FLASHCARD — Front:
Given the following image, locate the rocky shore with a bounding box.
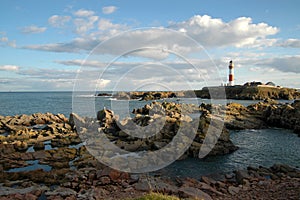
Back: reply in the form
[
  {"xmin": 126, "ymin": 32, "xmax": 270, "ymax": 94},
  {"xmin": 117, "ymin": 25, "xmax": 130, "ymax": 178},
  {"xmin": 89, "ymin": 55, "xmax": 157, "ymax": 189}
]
[
  {"xmin": 220, "ymin": 99, "xmax": 300, "ymax": 135},
  {"xmin": 111, "ymin": 91, "xmax": 181, "ymax": 101},
  {"xmin": 101, "ymin": 85, "xmax": 300, "ymax": 101},
  {"xmin": 196, "ymin": 85, "xmax": 300, "ymax": 100},
  {"xmin": 0, "ymin": 100, "xmax": 299, "ymax": 199}
]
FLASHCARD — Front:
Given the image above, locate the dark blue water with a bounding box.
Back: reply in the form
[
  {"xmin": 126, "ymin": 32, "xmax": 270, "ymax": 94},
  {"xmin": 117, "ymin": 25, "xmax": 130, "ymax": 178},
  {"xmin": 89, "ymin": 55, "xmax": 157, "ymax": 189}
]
[
  {"xmin": 0, "ymin": 92, "xmax": 299, "ymax": 176},
  {"xmin": 0, "ymin": 92, "xmax": 293, "ymax": 117},
  {"xmin": 158, "ymin": 128, "xmax": 300, "ymax": 179},
  {"xmin": 0, "ymin": 92, "xmax": 73, "ymax": 117}
]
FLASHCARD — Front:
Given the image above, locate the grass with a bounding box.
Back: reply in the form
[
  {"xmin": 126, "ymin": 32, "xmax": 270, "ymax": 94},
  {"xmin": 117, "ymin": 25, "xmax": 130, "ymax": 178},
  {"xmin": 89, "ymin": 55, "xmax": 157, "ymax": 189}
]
[{"xmin": 131, "ymin": 192, "xmax": 180, "ymax": 200}]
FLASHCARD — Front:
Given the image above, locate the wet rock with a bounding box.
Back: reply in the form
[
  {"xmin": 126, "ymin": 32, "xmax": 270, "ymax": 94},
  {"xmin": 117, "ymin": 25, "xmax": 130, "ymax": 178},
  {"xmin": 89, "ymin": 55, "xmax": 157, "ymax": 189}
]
[
  {"xmin": 271, "ymin": 164, "xmax": 297, "ymax": 173},
  {"xmin": 51, "ymin": 138, "xmax": 71, "ymax": 147},
  {"xmin": 32, "ymin": 150, "xmax": 51, "ymax": 160},
  {"xmin": 201, "ymin": 176, "xmax": 216, "ymax": 186},
  {"xmin": 33, "ymin": 141, "xmax": 45, "ymax": 151},
  {"xmin": 235, "ymin": 170, "xmax": 250, "ymax": 184}
]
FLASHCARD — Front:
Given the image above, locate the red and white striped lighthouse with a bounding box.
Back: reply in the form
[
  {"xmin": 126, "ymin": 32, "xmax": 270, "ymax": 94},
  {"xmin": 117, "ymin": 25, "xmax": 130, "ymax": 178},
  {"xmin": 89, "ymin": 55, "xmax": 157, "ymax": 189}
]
[{"xmin": 228, "ymin": 60, "xmax": 234, "ymax": 86}]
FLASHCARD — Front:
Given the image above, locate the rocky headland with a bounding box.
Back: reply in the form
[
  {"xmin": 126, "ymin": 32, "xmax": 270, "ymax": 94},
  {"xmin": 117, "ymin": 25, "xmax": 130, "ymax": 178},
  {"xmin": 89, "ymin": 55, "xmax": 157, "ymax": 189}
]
[
  {"xmin": 0, "ymin": 100, "xmax": 299, "ymax": 199},
  {"xmin": 196, "ymin": 85, "xmax": 300, "ymax": 100},
  {"xmin": 103, "ymin": 85, "xmax": 300, "ymax": 101}
]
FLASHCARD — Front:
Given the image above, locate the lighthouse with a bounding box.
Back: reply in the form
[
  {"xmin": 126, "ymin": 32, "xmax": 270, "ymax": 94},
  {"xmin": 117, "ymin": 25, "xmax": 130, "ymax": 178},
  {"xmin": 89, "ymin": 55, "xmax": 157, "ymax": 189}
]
[{"xmin": 228, "ymin": 60, "xmax": 234, "ymax": 86}]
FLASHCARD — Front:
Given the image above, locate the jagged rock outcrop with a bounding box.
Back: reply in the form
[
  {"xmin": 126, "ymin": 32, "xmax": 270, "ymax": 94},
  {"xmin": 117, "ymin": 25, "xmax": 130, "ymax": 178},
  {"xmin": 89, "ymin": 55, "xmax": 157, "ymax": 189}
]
[
  {"xmin": 205, "ymin": 99, "xmax": 300, "ymax": 136},
  {"xmin": 77, "ymin": 102, "xmax": 238, "ymax": 158}
]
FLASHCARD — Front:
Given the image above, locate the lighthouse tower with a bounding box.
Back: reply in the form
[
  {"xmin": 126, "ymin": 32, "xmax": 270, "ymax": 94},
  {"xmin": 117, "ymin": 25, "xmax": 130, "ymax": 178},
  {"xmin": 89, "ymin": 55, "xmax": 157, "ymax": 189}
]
[{"xmin": 228, "ymin": 60, "xmax": 234, "ymax": 86}]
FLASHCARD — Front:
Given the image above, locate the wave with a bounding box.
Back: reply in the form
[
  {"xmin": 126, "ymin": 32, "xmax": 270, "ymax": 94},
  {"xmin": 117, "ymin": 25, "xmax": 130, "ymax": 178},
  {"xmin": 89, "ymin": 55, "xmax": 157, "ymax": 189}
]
[
  {"xmin": 106, "ymin": 97, "xmax": 143, "ymax": 101},
  {"xmin": 75, "ymin": 94, "xmax": 95, "ymax": 98}
]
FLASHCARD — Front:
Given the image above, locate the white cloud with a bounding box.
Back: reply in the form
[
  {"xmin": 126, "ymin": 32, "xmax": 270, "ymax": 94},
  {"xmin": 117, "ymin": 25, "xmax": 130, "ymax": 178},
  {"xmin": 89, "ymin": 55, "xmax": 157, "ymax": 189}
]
[
  {"xmin": 74, "ymin": 9, "xmax": 95, "ymax": 17},
  {"xmin": 22, "ymin": 15, "xmax": 280, "ymax": 60},
  {"xmin": 21, "ymin": 25, "xmax": 47, "ymax": 34},
  {"xmin": 102, "ymin": 6, "xmax": 118, "ymax": 14},
  {"xmin": 48, "ymin": 15, "xmax": 71, "ymax": 28},
  {"xmin": 0, "ymin": 32, "xmax": 16, "ymax": 47},
  {"xmin": 56, "ymin": 59, "xmax": 106, "ymax": 68},
  {"xmin": 95, "ymin": 79, "xmax": 111, "ymax": 89},
  {"xmin": 254, "ymin": 56, "xmax": 300, "ymax": 73},
  {"xmin": 23, "ymin": 37, "xmax": 98, "ymax": 53},
  {"xmin": 18, "ymin": 68, "xmax": 77, "ymax": 79},
  {"xmin": 98, "ymin": 18, "xmax": 121, "ymax": 30},
  {"xmin": 169, "ymin": 15, "xmax": 279, "ymax": 48},
  {"xmin": 74, "ymin": 16, "xmax": 99, "ymax": 35},
  {"xmin": 0, "ymin": 65, "xmax": 20, "ymax": 71},
  {"xmin": 278, "ymin": 39, "xmax": 300, "ymax": 48}
]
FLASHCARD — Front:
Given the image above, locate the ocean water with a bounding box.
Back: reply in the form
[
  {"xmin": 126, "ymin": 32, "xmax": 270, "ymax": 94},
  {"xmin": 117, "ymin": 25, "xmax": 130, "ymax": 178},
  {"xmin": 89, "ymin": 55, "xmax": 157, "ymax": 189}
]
[
  {"xmin": 157, "ymin": 128, "xmax": 300, "ymax": 179},
  {"xmin": 0, "ymin": 92, "xmax": 73, "ymax": 117},
  {"xmin": 0, "ymin": 92, "xmax": 299, "ymax": 177}
]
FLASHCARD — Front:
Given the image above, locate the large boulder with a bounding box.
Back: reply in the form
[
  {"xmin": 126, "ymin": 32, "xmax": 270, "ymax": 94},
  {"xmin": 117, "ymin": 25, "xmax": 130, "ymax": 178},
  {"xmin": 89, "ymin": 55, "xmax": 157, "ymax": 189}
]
[{"xmin": 69, "ymin": 113, "xmax": 86, "ymax": 129}]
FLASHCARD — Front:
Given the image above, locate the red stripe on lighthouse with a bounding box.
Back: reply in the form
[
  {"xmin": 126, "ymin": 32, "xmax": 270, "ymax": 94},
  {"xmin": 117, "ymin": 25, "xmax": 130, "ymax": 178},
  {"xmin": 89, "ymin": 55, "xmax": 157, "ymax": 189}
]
[{"xmin": 229, "ymin": 74, "xmax": 233, "ymax": 81}]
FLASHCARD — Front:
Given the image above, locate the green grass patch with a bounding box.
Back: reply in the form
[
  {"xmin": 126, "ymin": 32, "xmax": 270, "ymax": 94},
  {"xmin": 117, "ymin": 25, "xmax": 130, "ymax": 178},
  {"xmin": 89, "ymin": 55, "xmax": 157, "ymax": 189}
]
[{"xmin": 132, "ymin": 192, "xmax": 180, "ymax": 200}]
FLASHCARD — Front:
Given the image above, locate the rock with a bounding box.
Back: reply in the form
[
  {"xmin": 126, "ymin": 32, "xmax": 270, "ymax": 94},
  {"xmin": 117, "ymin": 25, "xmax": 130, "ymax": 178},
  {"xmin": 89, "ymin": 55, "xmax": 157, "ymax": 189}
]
[
  {"xmin": 99, "ymin": 176, "xmax": 111, "ymax": 185},
  {"xmin": 235, "ymin": 170, "xmax": 250, "ymax": 184},
  {"xmin": 13, "ymin": 141, "xmax": 28, "ymax": 151},
  {"xmin": 201, "ymin": 176, "xmax": 216, "ymax": 186},
  {"xmin": 0, "ymin": 185, "xmax": 49, "ymax": 196},
  {"xmin": 228, "ymin": 185, "xmax": 241, "ymax": 195},
  {"xmin": 271, "ymin": 164, "xmax": 296, "ymax": 173},
  {"xmin": 97, "ymin": 109, "xmax": 115, "ymax": 126},
  {"xmin": 225, "ymin": 173, "xmax": 234, "ymax": 179},
  {"xmin": 69, "ymin": 113, "xmax": 85, "ymax": 129},
  {"xmin": 179, "ymin": 186, "xmax": 213, "ymax": 200},
  {"xmin": 263, "ymin": 98, "xmax": 278, "ymax": 104},
  {"xmin": 134, "ymin": 179, "xmax": 151, "ymax": 192},
  {"xmin": 24, "ymin": 193, "xmax": 38, "ymax": 200},
  {"xmin": 153, "ymin": 141, "xmax": 167, "ymax": 149},
  {"xmin": 56, "ymin": 113, "xmax": 68, "ymax": 123},
  {"xmin": 51, "ymin": 138, "xmax": 71, "ymax": 147},
  {"xmin": 98, "ymin": 167, "xmax": 129, "ymax": 182},
  {"xmin": 32, "ymin": 150, "xmax": 50, "ymax": 160},
  {"xmin": 48, "ymin": 148, "xmax": 77, "ymax": 162},
  {"xmin": 33, "ymin": 141, "xmax": 45, "ymax": 150},
  {"xmin": 0, "ymin": 143, "xmax": 16, "ymax": 154},
  {"xmin": 113, "ymin": 91, "xmax": 131, "ymax": 100},
  {"xmin": 45, "ymin": 187, "xmax": 77, "ymax": 197}
]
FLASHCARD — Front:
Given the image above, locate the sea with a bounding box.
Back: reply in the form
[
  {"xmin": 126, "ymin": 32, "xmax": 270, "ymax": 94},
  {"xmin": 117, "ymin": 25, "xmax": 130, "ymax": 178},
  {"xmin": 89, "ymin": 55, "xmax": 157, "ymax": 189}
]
[{"xmin": 0, "ymin": 91, "xmax": 299, "ymax": 178}]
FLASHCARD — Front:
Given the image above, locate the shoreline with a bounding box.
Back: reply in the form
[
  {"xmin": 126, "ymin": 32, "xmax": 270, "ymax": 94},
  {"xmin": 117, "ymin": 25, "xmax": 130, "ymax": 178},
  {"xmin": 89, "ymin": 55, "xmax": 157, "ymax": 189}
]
[
  {"xmin": 97, "ymin": 85, "xmax": 300, "ymax": 101},
  {"xmin": 0, "ymin": 100, "xmax": 299, "ymax": 199}
]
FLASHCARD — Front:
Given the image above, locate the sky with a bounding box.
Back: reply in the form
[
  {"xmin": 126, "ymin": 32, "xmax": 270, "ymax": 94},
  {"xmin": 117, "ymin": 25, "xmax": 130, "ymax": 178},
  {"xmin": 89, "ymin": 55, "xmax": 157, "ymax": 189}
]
[{"xmin": 0, "ymin": 0, "xmax": 300, "ymax": 91}]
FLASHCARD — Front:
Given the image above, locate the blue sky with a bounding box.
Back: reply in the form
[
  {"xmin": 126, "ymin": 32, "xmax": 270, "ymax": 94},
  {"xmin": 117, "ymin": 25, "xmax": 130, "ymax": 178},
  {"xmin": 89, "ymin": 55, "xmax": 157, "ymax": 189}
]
[{"xmin": 0, "ymin": 0, "xmax": 300, "ymax": 91}]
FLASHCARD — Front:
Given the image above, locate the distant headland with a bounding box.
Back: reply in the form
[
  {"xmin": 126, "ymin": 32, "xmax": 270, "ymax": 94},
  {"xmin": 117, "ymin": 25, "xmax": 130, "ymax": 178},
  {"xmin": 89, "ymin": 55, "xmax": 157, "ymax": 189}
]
[{"xmin": 98, "ymin": 82, "xmax": 300, "ymax": 101}]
